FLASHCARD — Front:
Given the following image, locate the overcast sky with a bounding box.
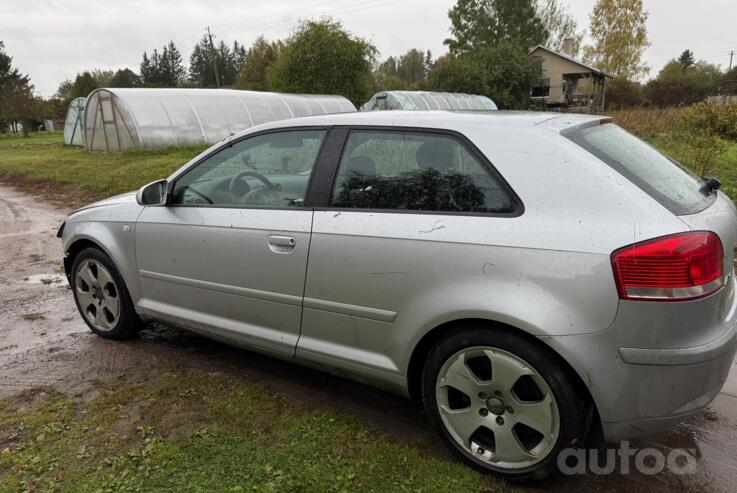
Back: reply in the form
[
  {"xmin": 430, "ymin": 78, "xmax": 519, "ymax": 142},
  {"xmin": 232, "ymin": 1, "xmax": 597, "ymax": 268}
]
[{"xmin": 2, "ymin": 0, "xmax": 735, "ymax": 97}]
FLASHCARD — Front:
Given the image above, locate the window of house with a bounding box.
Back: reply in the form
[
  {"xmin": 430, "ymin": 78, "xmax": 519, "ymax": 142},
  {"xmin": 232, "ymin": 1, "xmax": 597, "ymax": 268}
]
[{"xmin": 531, "ymin": 78, "xmax": 551, "ymax": 98}]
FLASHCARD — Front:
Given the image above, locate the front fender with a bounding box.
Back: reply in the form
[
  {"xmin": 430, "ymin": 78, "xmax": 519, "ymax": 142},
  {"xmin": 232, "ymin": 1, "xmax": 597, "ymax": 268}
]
[
  {"xmin": 63, "ymin": 221, "xmax": 141, "ymax": 303},
  {"xmin": 62, "ymin": 199, "xmax": 144, "ymax": 304}
]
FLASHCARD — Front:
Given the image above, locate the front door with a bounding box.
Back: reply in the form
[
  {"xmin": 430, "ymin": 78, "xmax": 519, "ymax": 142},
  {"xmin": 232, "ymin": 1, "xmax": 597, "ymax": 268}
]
[{"xmin": 135, "ymin": 128, "xmax": 327, "ymax": 356}]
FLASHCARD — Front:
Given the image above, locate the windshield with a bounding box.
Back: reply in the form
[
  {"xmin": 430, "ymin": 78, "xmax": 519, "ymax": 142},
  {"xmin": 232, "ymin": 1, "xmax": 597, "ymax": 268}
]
[{"xmin": 567, "ymin": 124, "xmax": 715, "ymax": 215}]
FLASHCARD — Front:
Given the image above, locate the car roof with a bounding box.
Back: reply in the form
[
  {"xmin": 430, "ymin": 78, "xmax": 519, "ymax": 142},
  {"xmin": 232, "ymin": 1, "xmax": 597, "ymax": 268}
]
[{"xmin": 246, "ymin": 110, "xmax": 605, "ymax": 136}]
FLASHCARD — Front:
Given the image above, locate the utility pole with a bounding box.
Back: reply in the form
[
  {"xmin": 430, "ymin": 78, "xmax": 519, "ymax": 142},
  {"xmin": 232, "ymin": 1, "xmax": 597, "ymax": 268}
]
[
  {"xmin": 206, "ymin": 27, "xmax": 221, "ymax": 88},
  {"xmin": 729, "ymin": 50, "xmax": 734, "ymax": 71}
]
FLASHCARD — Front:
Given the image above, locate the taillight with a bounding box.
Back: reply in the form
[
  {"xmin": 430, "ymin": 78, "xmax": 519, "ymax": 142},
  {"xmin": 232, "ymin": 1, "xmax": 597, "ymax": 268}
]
[{"xmin": 612, "ymin": 231, "xmax": 724, "ymax": 301}]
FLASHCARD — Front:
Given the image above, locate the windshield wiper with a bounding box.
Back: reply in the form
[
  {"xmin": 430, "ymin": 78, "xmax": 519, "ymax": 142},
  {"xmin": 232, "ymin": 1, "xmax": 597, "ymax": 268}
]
[{"xmin": 700, "ymin": 176, "xmax": 721, "ymax": 195}]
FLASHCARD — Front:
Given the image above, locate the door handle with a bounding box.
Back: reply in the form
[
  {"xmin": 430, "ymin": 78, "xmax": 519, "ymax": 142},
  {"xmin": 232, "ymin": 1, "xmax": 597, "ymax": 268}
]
[{"xmin": 267, "ymin": 235, "xmax": 296, "ymax": 253}]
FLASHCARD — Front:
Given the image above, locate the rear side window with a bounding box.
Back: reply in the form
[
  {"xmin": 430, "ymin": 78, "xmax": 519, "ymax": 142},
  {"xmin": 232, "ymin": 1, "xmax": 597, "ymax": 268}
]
[
  {"xmin": 567, "ymin": 124, "xmax": 714, "ymax": 215},
  {"xmin": 330, "ymin": 130, "xmax": 517, "ymax": 214}
]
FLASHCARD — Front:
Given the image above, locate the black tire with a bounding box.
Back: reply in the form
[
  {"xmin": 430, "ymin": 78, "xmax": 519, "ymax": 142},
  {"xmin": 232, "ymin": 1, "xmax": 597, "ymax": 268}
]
[
  {"xmin": 70, "ymin": 247, "xmax": 143, "ymax": 340},
  {"xmin": 421, "ymin": 326, "xmax": 589, "ymax": 482}
]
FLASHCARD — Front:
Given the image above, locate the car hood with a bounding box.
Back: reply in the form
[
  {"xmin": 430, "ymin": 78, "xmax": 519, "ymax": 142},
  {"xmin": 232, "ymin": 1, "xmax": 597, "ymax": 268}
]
[{"xmin": 72, "ymin": 191, "xmax": 137, "ymax": 213}]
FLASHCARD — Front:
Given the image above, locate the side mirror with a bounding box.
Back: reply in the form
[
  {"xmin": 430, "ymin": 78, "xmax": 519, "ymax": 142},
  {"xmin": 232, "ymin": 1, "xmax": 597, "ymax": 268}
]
[{"xmin": 136, "ymin": 179, "xmax": 169, "ymax": 206}]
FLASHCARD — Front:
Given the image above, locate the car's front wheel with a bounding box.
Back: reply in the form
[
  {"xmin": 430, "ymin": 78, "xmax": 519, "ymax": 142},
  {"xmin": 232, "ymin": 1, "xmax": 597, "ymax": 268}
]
[
  {"xmin": 421, "ymin": 326, "xmax": 589, "ymax": 481},
  {"xmin": 71, "ymin": 247, "xmax": 142, "ymax": 339}
]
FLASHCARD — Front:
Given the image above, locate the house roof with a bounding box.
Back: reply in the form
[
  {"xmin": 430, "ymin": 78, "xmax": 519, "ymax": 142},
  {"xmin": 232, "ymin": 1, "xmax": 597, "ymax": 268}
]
[{"xmin": 529, "ymin": 45, "xmax": 613, "ymax": 78}]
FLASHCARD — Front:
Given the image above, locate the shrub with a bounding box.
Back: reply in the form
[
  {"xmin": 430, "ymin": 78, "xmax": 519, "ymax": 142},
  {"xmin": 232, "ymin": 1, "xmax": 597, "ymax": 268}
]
[
  {"xmin": 680, "ymin": 102, "xmax": 737, "ymax": 141},
  {"xmin": 605, "ymin": 77, "xmax": 644, "ymax": 109}
]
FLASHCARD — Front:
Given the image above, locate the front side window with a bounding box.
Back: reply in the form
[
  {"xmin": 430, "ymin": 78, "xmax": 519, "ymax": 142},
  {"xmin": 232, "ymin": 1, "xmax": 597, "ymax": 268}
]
[
  {"xmin": 172, "ymin": 129, "xmax": 325, "ymax": 207},
  {"xmin": 330, "ymin": 130, "xmax": 517, "ymax": 213}
]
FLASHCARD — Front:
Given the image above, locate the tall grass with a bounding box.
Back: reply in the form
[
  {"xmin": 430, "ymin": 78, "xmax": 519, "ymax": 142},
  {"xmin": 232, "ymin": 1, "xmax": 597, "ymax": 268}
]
[
  {"xmin": 608, "ymin": 106, "xmax": 684, "ymax": 137},
  {"xmin": 609, "ymin": 104, "xmax": 736, "ymax": 179}
]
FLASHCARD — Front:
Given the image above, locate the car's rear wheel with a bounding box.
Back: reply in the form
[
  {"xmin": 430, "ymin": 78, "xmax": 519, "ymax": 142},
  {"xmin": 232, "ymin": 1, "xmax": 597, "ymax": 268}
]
[
  {"xmin": 71, "ymin": 247, "xmax": 142, "ymax": 339},
  {"xmin": 421, "ymin": 327, "xmax": 589, "ymax": 482}
]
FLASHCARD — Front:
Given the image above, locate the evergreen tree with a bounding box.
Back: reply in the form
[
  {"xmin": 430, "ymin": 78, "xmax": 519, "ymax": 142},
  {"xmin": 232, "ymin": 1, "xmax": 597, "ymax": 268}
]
[{"xmin": 678, "ymin": 50, "xmax": 696, "ymax": 70}]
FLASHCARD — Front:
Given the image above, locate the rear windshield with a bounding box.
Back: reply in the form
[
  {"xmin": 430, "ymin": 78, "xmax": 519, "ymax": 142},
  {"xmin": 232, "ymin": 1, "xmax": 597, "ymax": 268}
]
[{"xmin": 567, "ymin": 124, "xmax": 715, "ymax": 215}]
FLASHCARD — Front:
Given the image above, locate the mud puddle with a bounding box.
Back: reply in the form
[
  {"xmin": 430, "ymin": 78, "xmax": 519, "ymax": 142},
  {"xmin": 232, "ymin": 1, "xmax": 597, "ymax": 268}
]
[{"xmin": 23, "ymin": 273, "xmax": 67, "ymax": 285}]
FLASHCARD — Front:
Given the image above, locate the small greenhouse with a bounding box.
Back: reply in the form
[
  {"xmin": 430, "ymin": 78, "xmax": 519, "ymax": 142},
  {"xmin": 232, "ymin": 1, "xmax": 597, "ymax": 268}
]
[
  {"xmin": 84, "ymin": 88, "xmax": 356, "ymax": 152},
  {"xmin": 361, "ymin": 91, "xmax": 497, "ymax": 112},
  {"xmin": 63, "ymin": 97, "xmax": 86, "ymax": 147}
]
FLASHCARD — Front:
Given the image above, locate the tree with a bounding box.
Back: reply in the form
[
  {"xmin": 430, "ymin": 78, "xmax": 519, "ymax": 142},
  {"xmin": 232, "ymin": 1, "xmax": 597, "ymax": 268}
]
[
  {"xmin": 188, "ymin": 37, "xmax": 213, "ymax": 87},
  {"xmin": 190, "ymin": 36, "xmax": 247, "ymax": 87},
  {"xmin": 722, "ymin": 66, "xmax": 737, "ymax": 95},
  {"xmin": 445, "ymin": 0, "xmax": 548, "ymax": 53},
  {"xmin": 267, "ymin": 19, "xmax": 376, "ymax": 106},
  {"xmin": 534, "ymin": 0, "xmax": 582, "ymax": 56},
  {"xmin": 583, "ymin": 0, "xmax": 649, "ymax": 80},
  {"xmin": 678, "ymin": 50, "xmax": 695, "ymax": 70},
  {"xmin": 140, "ymin": 50, "xmax": 160, "ymax": 86},
  {"xmin": 55, "ymin": 79, "xmax": 74, "ymax": 101},
  {"xmin": 55, "ymin": 69, "xmax": 129, "ymax": 106},
  {"xmin": 397, "ymin": 49, "xmax": 427, "ymax": 87},
  {"xmin": 0, "ymin": 41, "xmax": 35, "ymax": 133},
  {"xmin": 0, "ymin": 41, "xmax": 35, "ymax": 135},
  {"xmin": 604, "ymin": 77, "xmax": 644, "ymax": 108},
  {"xmin": 428, "ymin": 43, "xmax": 541, "ymax": 109},
  {"xmin": 235, "ymin": 36, "xmax": 281, "ymax": 91},
  {"xmin": 161, "ymin": 41, "xmax": 186, "ymax": 86},
  {"xmin": 70, "ymin": 72, "xmax": 98, "ymax": 99},
  {"xmin": 90, "ymin": 69, "xmax": 115, "ymax": 87},
  {"xmin": 1, "ymin": 83, "xmax": 36, "ymax": 135},
  {"xmin": 644, "ymin": 59, "xmax": 723, "ymax": 106},
  {"xmin": 110, "ymin": 68, "xmax": 141, "ymax": 87},
  {"xmin": 374, "ymin": 49, "xmax": 431, "ymax": 90},
  {"xmin": 374, "ymin": 56, "xmax": 404, "ymax": 90},
  {"xmin": 424, "ymin": 50, "xmax": 433, "ymax": 75},
  {"xmin": 0, "ymin": 41, "xmax": 30, "ymax": 91},
  {"xmin": 140, "ymin": 41, "xmax": 185, "ymax": 87}
]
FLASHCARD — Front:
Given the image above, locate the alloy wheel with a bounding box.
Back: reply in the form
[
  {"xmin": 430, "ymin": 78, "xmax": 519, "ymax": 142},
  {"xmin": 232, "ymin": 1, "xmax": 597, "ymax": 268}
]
[
  {"xmin": 75, "ymin": 259, "xmax": 121, "ymax": 332},
  {"xmin": 435, "ymin": 346, "xmax": 560, "ymax": 470}
]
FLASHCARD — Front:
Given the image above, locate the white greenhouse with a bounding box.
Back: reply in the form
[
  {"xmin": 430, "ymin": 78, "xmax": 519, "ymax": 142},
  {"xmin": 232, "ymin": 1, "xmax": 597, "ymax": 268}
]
[
  {"xmin": 361, "ymin": 91, "xmax": 497, "ymax": 112},
  {"xmin": 84, "ymin": 88, "xmax": 356, "ymax": 152},
  {"xmin": 63, "ymin": 97, "xmax": 87, "ymax": 147}
]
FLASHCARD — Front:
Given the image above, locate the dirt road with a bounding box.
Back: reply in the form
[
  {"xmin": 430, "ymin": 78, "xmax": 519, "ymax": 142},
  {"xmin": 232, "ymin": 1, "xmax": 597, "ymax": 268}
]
[{"xmin": 1, "ymin": 182, "xmax": 736, "ymax": 491}]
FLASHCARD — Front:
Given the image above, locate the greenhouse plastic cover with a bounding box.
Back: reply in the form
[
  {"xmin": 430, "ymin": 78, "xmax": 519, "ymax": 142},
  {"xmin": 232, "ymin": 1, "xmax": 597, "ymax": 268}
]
[
  {"xmin": 84, "ymin": 88, "xmax": 356, "ymax": 152},
  {"xmin": 63, "ymin": 97, "xmax": 86, "ymax": 147},
  {"xmin": 360, "ymin": 91, "xmax": 497, "ymax": 112}
]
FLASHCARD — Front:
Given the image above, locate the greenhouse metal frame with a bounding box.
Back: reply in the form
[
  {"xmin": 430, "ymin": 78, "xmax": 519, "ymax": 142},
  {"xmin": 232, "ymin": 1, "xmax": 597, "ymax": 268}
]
[
  {"xmin": 84, "ymin": 88, "xmax": 356, "ymax": 152},
  {"xmin": 360, "ymin": 91, "xmax": 497, "ymax": 112},
  {"xmin": 63, "ymin": 97, "xmax": 86, "ymax": 147}
]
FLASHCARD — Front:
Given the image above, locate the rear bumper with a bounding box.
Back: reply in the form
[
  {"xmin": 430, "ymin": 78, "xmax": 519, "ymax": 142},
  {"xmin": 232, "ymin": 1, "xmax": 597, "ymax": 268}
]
[
  {"xmin": 602, "ymin": 340, "xmax": 735, "ymax": 442},
  {"xmin": 618, "ymin": 314, "xmax": 737, "ymax": 366},
  {"xmin": 541, "ymin": 288, "xmax": 737, "ymax": 443}
]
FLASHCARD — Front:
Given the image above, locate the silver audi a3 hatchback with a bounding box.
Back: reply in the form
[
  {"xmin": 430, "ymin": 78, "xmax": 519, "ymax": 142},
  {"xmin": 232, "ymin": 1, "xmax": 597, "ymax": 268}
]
[{"xmin": 59, "ymin": 111, "xmax": 737, "ymax": 480}]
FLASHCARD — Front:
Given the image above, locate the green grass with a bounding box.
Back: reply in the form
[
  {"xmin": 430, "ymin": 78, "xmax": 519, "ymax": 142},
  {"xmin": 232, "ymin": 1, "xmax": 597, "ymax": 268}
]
[
  {"xmin": 0, "ymin": 371, "xmax": 509, "ymax": 493},
  {"xmin": 0, "ymin": 132, "xmax": 206, "ymax": 200},
  {"xmin": 644, "ymin": 134, "xmax": 737, "ymax": 200}
]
